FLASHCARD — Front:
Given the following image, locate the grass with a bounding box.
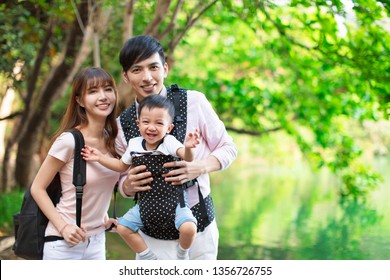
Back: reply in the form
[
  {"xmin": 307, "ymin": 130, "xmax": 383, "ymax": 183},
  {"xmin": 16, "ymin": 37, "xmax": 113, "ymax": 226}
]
[{"xmin": 0, "ymin": 190, "xmax": 24, "ymax": 236}]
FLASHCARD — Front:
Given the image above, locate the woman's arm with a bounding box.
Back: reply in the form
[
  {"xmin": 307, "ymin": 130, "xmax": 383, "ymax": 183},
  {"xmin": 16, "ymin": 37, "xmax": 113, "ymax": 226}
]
[
  {"xmin": 30, "ymin": 155, "xmax": 86, "ymax": 244},
  {"xmin": 30, "ymin": 155, "xmax": 67, "ymax": 232}
]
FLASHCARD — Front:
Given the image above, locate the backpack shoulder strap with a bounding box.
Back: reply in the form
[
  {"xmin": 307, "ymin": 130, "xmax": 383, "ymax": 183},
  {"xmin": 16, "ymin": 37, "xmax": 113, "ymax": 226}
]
[
  {"xmin": 69, "ymin": 128, "xmax": 86, "ymax": 227},
  {"xmin": 119, "ymin": 86, "xmax": 188, "ymax": 144},
  {"xmin": 166, "ymin": 84, "xmax": 187, "ymax": 143}
]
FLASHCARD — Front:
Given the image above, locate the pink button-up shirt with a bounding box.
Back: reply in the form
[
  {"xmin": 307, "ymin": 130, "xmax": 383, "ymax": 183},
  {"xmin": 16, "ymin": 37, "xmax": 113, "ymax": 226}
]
[{"xmin": 46, "ymin": 132, "xmax": 120, "ymax": 237}]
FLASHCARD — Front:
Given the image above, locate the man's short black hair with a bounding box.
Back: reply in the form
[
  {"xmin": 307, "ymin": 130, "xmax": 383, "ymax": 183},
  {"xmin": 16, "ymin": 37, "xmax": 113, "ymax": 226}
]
[{"xmin": 119, "ymin": 35, "xmax": 166, "ymax": 72}]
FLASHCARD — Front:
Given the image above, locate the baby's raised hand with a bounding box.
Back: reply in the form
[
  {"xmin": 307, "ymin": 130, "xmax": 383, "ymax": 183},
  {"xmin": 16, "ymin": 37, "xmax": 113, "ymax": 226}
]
[
  {"xmin": 81, "ymin": 145, "xmax": 101, "ymax": 161},
  {"xmin": 185, "ymin": 129, "xmax": 200, "ymax": 148}
]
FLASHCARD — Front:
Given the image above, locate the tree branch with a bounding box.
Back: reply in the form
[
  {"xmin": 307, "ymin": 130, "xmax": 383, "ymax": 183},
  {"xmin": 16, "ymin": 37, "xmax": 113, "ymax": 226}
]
[
  {"xmin": 0, "ymin": 111, "xmax": 23, "ymax": 121},
  {"xmin": 159, "ymin": 0, "xmax": 184, "ymax": 40},
  {"xmin": 165, "ymin": 0, "xmax": 218, "ymax": 62},
  {"xmin": 226, "ymin": 126, "xmax": 282, "ymax": 136},
  {"xmin": 145, "ymin": 0, "xmax": 172, "ymax": 37},
  {"xmin": 122, "ymin": 0, "xmax": 136, "ymax": 42}
]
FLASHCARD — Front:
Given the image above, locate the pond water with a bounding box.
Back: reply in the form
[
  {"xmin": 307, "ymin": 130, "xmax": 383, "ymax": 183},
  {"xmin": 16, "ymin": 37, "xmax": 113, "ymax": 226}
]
[{"xmin": 106, "ymin": 153, "xmax": 390, "ymax": 260}]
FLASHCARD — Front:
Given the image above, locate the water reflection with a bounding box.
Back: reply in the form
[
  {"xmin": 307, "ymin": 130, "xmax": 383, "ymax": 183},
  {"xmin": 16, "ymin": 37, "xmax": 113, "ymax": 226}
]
[
  {"xmin": 293, "ymin": 199, "xmax": 382, "ymax": 260},
  {"xmin": 106, "ymin": 158, "xmax": 390, "ymax": 260},
  {"xmin": 214, "ymin": 163, "xmax": 389, "ymax": 260}
]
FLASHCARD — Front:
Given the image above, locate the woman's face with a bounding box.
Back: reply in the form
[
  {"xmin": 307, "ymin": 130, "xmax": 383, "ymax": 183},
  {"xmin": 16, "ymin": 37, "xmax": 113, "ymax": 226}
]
[{"xmin": 79, "ymin": 83, "xmax": 117, "ymax": 121}]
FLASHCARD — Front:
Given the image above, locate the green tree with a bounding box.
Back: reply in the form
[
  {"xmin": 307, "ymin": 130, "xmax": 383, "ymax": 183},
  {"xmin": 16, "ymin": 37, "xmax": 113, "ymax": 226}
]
[
  {"xmin": 1, "ymin": 0, "xmax": 104, "ymax": 190},
  {"xmin": 0, "ymin": 0, "xmax": 217, "ymax": 190},
  {"xmin": 0, "ymin": 0, "xmax": 389, "ymax": 198},
  {"xmin": 170, "ymin": 0, "xmax": 389, "ymax": 197}
]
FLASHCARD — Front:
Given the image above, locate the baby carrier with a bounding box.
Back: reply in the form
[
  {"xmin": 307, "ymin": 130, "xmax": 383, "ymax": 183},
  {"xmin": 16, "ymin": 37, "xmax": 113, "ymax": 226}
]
[{"xmin": 119, "ymin": 85, "xmax": 215, "ymax": 240}]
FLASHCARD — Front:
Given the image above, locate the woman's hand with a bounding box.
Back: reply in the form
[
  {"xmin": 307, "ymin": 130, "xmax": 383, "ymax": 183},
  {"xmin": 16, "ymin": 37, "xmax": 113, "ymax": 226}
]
[
  {"xmin": 105, "ymin": 217, "xmax": 118, "ymax": 232},
  {"xmin": 61, "ymin": 224, "xmax": 87, "ymax": 245}
]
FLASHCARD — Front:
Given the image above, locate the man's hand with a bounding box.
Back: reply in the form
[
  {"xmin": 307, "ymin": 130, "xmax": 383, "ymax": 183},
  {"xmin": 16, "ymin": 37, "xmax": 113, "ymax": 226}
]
[
  {"xmin": 162, "ymin": 160, "xmax": 203, "ymax": 186},
  {"xmin": 122, "ymin": 165, "xmax": 153, "ymax": 197},
  {"xmin": 162, "ymin": 156, "xmax": 222, "ymax": 186}
]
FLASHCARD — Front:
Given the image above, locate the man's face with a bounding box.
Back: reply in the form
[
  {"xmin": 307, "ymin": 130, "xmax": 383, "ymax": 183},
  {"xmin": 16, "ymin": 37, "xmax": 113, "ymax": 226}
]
[{"xmin": 122, "ymin": 52, "xmax": 168, "ymax": 102}]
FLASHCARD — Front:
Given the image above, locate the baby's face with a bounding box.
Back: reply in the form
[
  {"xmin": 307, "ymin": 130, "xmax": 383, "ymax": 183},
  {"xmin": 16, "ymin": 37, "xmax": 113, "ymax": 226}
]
[{"xmin": 137, "ymin": 107, "xmax": 174, "ymax": 149}]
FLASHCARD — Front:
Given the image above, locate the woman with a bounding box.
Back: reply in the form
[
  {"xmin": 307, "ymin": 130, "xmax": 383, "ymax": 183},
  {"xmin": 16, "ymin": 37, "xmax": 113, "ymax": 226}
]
[{"xmin": 30, "ymin": 67, "xmax": 120, "ymax": 260}]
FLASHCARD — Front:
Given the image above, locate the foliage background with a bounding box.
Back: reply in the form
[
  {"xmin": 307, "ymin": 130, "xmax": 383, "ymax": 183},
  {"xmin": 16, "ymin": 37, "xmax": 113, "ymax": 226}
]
[
  {"xmin": 1, "ymin": 0, "xmax": 390, "ymax": 261},
  {"xmin": 0, "ymin": 0, "xmax": 389, "ymax": 199}
]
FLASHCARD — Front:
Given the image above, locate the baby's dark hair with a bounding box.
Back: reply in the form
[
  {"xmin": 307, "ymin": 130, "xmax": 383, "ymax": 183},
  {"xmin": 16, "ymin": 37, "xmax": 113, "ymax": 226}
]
[{"xmin": 138, "ymin": 95, "xmax": 175, "ymax": 122}]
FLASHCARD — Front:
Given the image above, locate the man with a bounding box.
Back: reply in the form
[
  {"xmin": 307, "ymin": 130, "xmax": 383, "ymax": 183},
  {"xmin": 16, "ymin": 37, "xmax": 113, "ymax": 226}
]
[{"xmin": 115, "ymin": 35, "xmax": 237, "ymax": 260}]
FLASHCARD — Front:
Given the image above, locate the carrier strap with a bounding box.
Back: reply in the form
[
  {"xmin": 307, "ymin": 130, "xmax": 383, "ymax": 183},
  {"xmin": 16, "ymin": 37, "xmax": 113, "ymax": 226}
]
[
  {"xmin": 119, "ymin": 84, "xmax": 188, "ymax": 143},
  {"xmin": 119, "ymin": 85, "xmax": 214, "ymax": 240}
]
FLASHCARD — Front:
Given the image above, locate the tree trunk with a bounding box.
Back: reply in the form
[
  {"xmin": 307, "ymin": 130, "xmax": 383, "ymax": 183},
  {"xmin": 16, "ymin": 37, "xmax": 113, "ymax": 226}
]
[
  {"xmin": 13, "ymin": 1, "xmax": 91, "ymax": 188},
  {"xmin": 1, "ymin": 16, "xmax": 56, "ymax": 192},
  {"xmin": 12, "ymin": 0, "xmax": 114, "ymax": 189},
  {"xmin": 122, "ymin": 0, "xmax": 135, "ymax": 42},
  {"xmin": 4, "ymin": 0, "xmax": 216, "ymax": 191}
]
